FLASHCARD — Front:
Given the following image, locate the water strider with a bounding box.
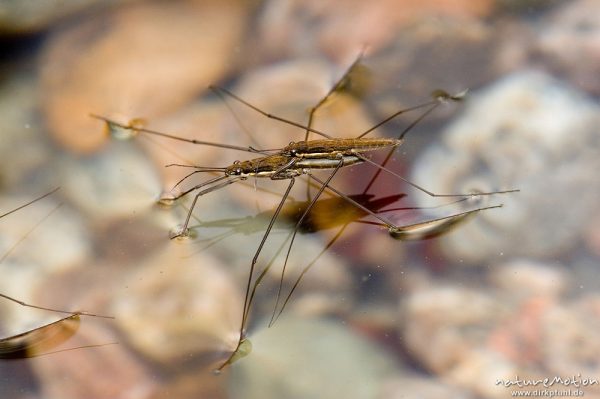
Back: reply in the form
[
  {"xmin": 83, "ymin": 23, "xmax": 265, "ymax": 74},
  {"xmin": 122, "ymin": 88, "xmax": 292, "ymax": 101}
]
[
  {"xmin": 93, "ymin": 55, "xmax": 518, "ymax": 372},
  {"xmin": 0, "ymin": 189, "xmax": 114, "ymax": 359}
]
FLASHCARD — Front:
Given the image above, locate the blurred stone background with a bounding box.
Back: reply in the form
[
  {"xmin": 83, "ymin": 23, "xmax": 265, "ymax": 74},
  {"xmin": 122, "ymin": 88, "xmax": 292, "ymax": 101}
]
[{"xmin": 0, "ymin": 0, "xmax": 599, "ymax": 398}]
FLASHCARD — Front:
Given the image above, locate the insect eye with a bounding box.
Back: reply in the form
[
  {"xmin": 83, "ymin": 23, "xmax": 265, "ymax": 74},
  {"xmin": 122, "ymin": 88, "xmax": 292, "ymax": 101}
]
[{"xmin": 235, "ymin": 168, "xmax": 242, "ymax": 175}]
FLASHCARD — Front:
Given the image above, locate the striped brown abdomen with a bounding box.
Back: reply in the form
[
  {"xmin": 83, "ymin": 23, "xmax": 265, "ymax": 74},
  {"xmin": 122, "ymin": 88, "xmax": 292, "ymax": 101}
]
[{"xmin": 283, "ymin": 138, "xmax": 400, "ymax": 157}]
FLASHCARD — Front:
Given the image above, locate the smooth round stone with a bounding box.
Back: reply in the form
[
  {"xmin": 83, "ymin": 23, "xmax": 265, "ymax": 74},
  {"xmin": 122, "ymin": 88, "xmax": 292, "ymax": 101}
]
[{"xmin": 228, "ymin": 315, "xmax": 397, "ymax": 399}]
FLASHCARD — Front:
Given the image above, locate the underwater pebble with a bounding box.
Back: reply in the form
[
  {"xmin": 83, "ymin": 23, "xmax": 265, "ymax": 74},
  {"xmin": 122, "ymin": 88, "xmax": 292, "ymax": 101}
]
[
  {"xmin": 0, "ymin": 1, "xmax": 125, "ymax": 33},
  {"xmin": 112, "ymin": 244, "xmax": 243, "ymax": 365},
  {"xmin": 400, "ymin": 284, "xmax": 533, "ymax": 397},
  {"xmin": 445, "ymin": 349, "xmax": 518, "ymax": 398},
  {"xmin": 534, "ymin": 0, "xmax": 600, "ymax": 95},
  {"xmin": 489, "ymin": 259, "xmax": 569, "ymax": 299},
  {"xmin": 411, "ymin": 71, "xmax": 600, "ymax": 264},
  {"xmin": 401, "ymin": 285, "xmax": 503, "ymax": 373},
  {"xmin": 400, "ymin": 270, "xmax": 600, "ymax": 398},
  {"xmin": 32, "ymin": 322, "xmax": 159, "ymax": 399},
  {"xmin": 0, "ymin": 71, "xmax": 52, "ymax": 188},
  {"xmin": 40, "ymin": 0, "xmax": 248, "ymax": 153},
  {"xmin": 0, "ymin": 194, "xmax": 91, "ymax": 274},
  {"xmin": 150, "ymin": 368, "xmax": 227, "ymax": 399},
  {"xmin": 584, "ymin": 211, "xmax": 600, "ymax": 257},
  {"xmin": 379, "ymin": 375, "xmax": 474, "ymax": 399},
  {"xmin": 228, "ymin": 316, "xmax": 397, "ymax": 399},
  {"xmin": 368, "ymin": 17, "xmax": 513, "ymax": 119},
  {"xmin": 59, "ymin": 140, "xmax": 162, "ymax": 222},
  {"xmin": 541, "ymin": 295, "xmax": 600, "ymax": 386},
  {"xmin": 257, "ymin": 0, "xmax": 494, "ymax": 60}
]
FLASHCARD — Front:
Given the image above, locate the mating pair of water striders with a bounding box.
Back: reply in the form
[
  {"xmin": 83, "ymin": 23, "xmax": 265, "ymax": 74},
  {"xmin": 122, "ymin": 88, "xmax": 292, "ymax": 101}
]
[{"xmin": 93, "ymin": 55, "xmax": 519, "ymax": 372}]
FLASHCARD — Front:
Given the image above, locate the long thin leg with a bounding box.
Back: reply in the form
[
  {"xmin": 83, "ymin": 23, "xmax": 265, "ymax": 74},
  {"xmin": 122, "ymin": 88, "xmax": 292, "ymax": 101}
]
[
  {"xmin": 0, "ymin": 203, "xmax": 62, "ymax": 264},
  {"xmin": 304, "ymin": 54, "xmax": 365, "ymax": 200},
  {"xmin": 1, "ymin": 188, "xmax": 62, "ymax": 264},
  {"xmin": 90, "ymin": 114, "xmax": 269, "ymax": 155},
  {"xmin": 304, "ymin": 53, "xmax": 365, "ymax": 142},
  {"xmin": 269, "ymin": 159, "xmax": 345, "ymax": 327},
  {"xmin": 357, "ymin": 90, "xmax": 463, "ymax": 140},
  {"xmin": 270, "ymin": 220, "xmax": 349, "ymax": 325},
  {"xmin": 209, "ymin": 87, "xmax": 335, "ymax": 140},
  {"xmin": 356, "ymin": 154, "xmax": 520, "ymax": 198},
  {"xmin": 214, "ymin": 177, "xmax": 296, "ymax": 373},
  {"xmin": 387, "ymin": 206, "xmax": 497, "ymax": 240},
  {"xmin": 171, "ymin": 176, "xmax": 244, "ymax": 238},
  {"xmin": 165, "ymin": 175, "xmax": 228, "ymax": 204},
  {"xmin": 209, "ymin": 87, "xmax": 451, "ymax": 148},
  {"xmin": 361, "ymin": 99, "xmax": 441, "ymax": 193},
  {"xmin": 0, "ymin": 313, "xmax": 117, "ymax": 360},
  {"xmin": 0, "ymin": 293, "xmax": 114, "ymax": 319},
  {"xmin": 166, "ymin": 166, "xmax": 227, "ymax": 191},
  {"xmin": 0, "ymin": 188, "xmax": 60, "ymax": 219},
  {"xmin": 209, "ymin": 86, "xmax": 265, "ymax": 151},
  {"xmin": 309, "ymin": 175, "xmax": 504, "ymax": 234}
]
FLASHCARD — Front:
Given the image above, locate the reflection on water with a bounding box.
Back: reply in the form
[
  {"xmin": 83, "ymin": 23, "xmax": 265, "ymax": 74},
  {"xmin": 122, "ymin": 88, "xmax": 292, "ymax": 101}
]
[{"xmin": 1, "ymin": 1, "xmax": 600, "ymax": 398}]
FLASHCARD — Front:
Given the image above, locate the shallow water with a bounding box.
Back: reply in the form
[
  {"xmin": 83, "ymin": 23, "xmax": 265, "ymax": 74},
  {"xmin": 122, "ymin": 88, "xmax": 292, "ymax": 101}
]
[{"xmin": 1, "ymin": 1, "xmax": 599, "ymax": 398}]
